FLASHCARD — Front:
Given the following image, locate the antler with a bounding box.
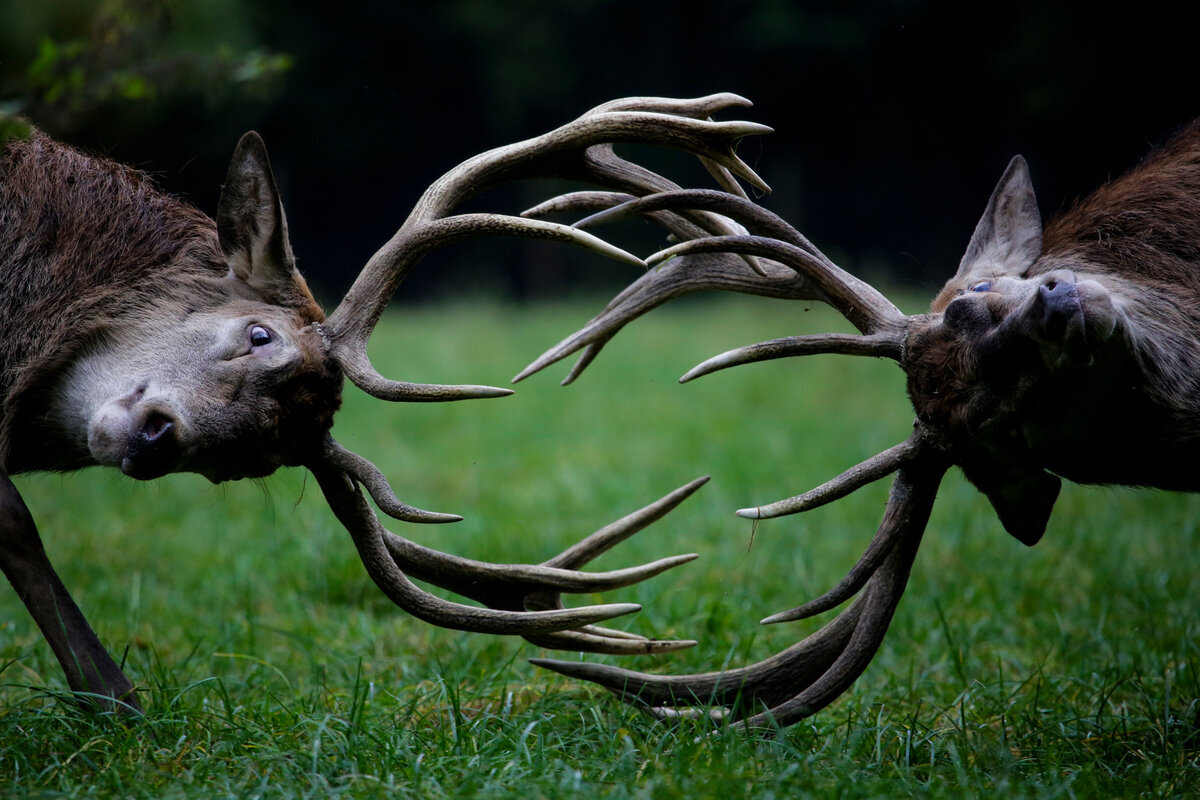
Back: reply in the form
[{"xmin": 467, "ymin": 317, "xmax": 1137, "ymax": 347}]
[
  {"xmin": 533, "ymin": 448, "xmax": 947, "ymax": 727},
  {"xmin": 515, "ymin": 189, "xmax": 909, "ymax": 384},
  {"xmin": 512, "ymin": 145, "xmax": 970, "ymax": 724},
  {"xmin": 307, "ymin": 96, "xmax": 774, "ymax": 650}
]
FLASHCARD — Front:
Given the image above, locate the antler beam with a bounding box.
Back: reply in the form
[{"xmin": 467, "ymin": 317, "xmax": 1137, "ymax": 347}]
[{"xmin": 309, "ymin": 96, "xmax": 776, "ymax": 651}]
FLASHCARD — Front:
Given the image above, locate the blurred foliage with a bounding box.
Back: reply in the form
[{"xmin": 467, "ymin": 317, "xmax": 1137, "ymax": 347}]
[
  {"xmin": 0, "ymin": 112, "xmax": 33, "ymax": 147},
  {"xmin": 0, "ymin": 0, "xmax": 1193, "ymax": 300},
  {"xmin": 0, "ymin": 0, "xmax": 290, "ymax": 136}
]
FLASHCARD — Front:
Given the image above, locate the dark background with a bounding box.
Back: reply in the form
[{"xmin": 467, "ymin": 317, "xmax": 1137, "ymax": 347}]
[{"xmin": 2, "ymin": 0, "xmax": 1196, "ymax": 306}]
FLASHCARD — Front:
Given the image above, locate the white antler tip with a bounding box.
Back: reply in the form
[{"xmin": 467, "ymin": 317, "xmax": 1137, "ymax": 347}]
[
  {"xmin": 759, "ymin": 610, "xmax": 796, "ymax": 626},
  {"xmin": 735, "ymin": 507, "xmax": 762, "ymax": 519}
]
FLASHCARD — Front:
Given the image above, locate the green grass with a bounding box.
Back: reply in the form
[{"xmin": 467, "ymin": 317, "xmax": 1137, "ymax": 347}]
[{"xmin": 2, "ymin": 296, "xmax": 1198, "ymax": 798}]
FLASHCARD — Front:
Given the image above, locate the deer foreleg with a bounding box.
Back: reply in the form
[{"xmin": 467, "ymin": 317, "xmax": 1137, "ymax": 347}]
[{"xmin": 0, "ymin": 470, "xmax": 139, "ymax": 712}]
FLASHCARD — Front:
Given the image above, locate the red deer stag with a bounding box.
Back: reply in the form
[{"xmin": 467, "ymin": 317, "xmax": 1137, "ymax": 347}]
[
  {"xmin": 0, "ymin": 95, "xmax": 772, "ymax": 711},
  {"xmin": 517, "ymin": 110, "xmax": 1200, "ymax": 727}
]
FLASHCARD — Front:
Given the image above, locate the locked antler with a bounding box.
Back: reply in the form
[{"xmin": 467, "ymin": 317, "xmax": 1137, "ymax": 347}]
[
  {"xmin": 307, "ymin": 96, "xmax": 775, "ymax": 652},
  {"xmin": 513, "ymin": 151, "xmax": 967, "ymax": 723}
]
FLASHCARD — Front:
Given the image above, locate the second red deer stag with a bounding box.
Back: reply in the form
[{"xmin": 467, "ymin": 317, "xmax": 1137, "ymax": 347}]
[
  {"xmin": 0, "ymin": 96, "xmax": 772, "ymax": 711},
  {"xmin": 518, "ymin": 111, "xmax": 1200, "ymax": 727}
]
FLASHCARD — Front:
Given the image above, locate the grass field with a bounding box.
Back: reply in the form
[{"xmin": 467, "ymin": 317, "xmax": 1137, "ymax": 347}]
[{"xmin": 1, "ymin": 296, "xmax": 1198, "ymax": 798}]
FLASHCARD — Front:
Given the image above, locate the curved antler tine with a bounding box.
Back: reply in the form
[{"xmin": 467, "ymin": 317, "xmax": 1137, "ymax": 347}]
[
  {"xmin": 313, "ymin": 448, "xmax": 706, "ymax": 645},
  {"xmin": 531, "ymin": 456, "xmax": 948, "ymax": 725},
  {"xmin": 582, "ymin": 92, "xmax": 755, "ymax": 119},
  {"xmin": 529, "ymin": 190, "xmax": 736, "ymax": 251},
  {"xmin": 310, "ymin": 463, "xmax": 644, "ymax": 634},
  {"xmin": 756, "ymin": 438, "xmax": 927, "ymax": 625},
  {"xmin": 580, "ymin": 145, "xmax": 770, "ymax": 233},
  {"xmin": 680, "ymin": 332, "xmax": 905, "ymax": 384},
  {"xmin": 514, "ymin": 251, "xmax": 819, "ymax": 384},
  {"xmin": 522, "ymin": 628, "xmax": 698, "ymax": 656},
  {"xmin": 326, "ymin": 214, "xmax": 645, "ymax": 399},
  {"xmin": 323, "ymin": 437, "xmax": 461, "ymax": 523},
  {"xmin": 569, "ymin": 92, "xmax": 773, "ymax": 193},
  {"xmin": 572, "ymin": 190, "xmax": 794, "ymax": 244},
  {"xmin": 699, "ymin": 155, "xmax": 753, "ymax": 201},
  {"xmin": 522, "ymin": 191, "xmax": 639, "ymax": 219},
  {"xmin": 528, "ymin": 186, "xmax": 769, "ymax": 278},
  {"xmin": 381, "ymin": 527, "xmax": 700, "ymax": 597},
  {"xmin": 374, "ymin": 477, "xmax": 706, "ymax": 599},
  {"xmin": 647, "ymin": 235, "xmax": 906, "ymax": 336},
  {"xmin": 532, "ymin": 594, "xmax": 866, "ymax": 716},
  {"xmin": 737, "ymin": 518, "xmax": 926, "ymax": 729},
  {"xmin": 736, "ymin": 434, "xmax": 922, "ymax": 522},
  {"xmin": 585, "ymin": 132, "xmax": 772, "ymax": 198},
  {"xmin": 543, "ymin": 475, "xmax": 709, "ymax": 569},
  {"xmin": 324, "ymin": 98, "xmax": 771, "ymax": 401},
  {"xmin": 561, "ymin": 335, "xmax": 613, "ymax": 386}
]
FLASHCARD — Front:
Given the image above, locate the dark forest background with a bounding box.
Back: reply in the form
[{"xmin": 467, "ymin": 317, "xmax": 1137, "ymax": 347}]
[{"xmin": 1, "ymin": 0, "xmax": 1195, "ymax": 305}]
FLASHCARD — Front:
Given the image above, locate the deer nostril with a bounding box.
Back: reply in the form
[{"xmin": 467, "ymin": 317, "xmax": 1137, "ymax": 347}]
[{"xmin": 141, "ymin": 412, "xmax": 174, "ymax": 442}]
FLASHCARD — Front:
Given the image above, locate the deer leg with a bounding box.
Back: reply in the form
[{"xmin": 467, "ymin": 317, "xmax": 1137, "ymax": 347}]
[{"xmin": 0, "ymin": 470, "xmax": 139, "ymax": 712}]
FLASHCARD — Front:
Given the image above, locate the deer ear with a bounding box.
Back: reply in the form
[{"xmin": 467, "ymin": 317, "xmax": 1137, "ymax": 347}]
[
  {"xmin": 217, "ymin": 132, "xmax": 309, "ymax": 308},
  {"xmin": 963, "ymin": 460, "xmax": 1060, "ymax": 546},
  {"xmin": 954, "ymin": 155, "xmax": 1043, "ymax": 282}
]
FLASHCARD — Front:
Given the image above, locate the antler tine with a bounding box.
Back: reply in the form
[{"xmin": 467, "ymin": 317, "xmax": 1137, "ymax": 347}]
[
  {"xmin": 736, "ymin": 432, "xmax": 922, "ymax": 522},
  {"xmin": 523, "ymin": 191, "xmax": 640, "ymax": 220},
  {"xmin": 514, "ymin": 250, "xmax": 818, "ymax": 385},
  {"xmin": 579, "ymin": 93, "xmax": 771, "ymax": 195},
  {"xmin": 570, "ymin": 190, "xmax": 795, "ymax": 245},
  {"xmin": 531, "ymin": 456, "xmax": 948, "ymax": 726},
  {"xmin": 524, "ymin": 187, "xmax": 769, "ymax": 282},
  {"xmin": 323, "ymin": 215, "xmax": 645, "ymax": 402},
  {"xmin": 646, "ymin": 234, "xmax": 905, "ymax": 336},
  {"xmin": 606, "ymin": 190, "xmax": 898, "ymax": 327},
  {"xmin": 525, "ymin": 190, "xmax": 741, "ymax": 250},
  {"xmin": 679, "ymin": 333, "xmax": 903, "ymax": 384},
  {"xmin": 322, "ymin": 436, "xmax": 461, "ymax": 523},
  {"xmin": 515, "ymin": 188, "xmax": 912, "ymax": 384},
  {"xmin": 754, "ymin": 436, "xmax": 926, "ymax": 625},
  {"xmin": 310, "ymin": 462, "xmax": 642, "ymax": 634},
  {"xmin": 323, "ymin": 98, "xmax": 772, "ymax": 402},
  {"xmin": 581, "ymin": 92, "xmax": 754, "ymax": 119},
  {"xmin": 373, "ymin": 475, "xmax": 707, "ymax": 602},
  {"xmin": 313, "ymin": 436, "xmax": 707, "ymax": 650}
]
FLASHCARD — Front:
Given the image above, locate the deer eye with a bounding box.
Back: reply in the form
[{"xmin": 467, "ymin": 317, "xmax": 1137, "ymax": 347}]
[
  {"xmin": 249, "ymin": 325, "xmax": 274, "ymax": 348},
  {"xmin": 969, "ymin": 281, "xmax": 992, "ymax": 293}
]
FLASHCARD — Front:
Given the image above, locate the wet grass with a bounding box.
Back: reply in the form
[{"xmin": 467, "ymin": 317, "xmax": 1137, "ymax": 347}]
[{"xmin": 2, "ymin": 296, "xmax": 1198, "ymax": 798}]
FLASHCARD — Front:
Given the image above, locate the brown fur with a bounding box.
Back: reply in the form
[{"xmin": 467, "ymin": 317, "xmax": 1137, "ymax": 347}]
[
  {"xmin": 0, "ymin": 129, "xmax": 341, "ymax": 476},
  {"xmin": 905, "ymin": 120, "xmax": 1200, "ymax": 494}
]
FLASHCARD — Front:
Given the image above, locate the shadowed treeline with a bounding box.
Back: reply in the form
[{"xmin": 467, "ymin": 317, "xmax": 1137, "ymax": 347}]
[{"xmin": 2, "ymin": 0, "xmax": 1194, "ymax": 303}]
